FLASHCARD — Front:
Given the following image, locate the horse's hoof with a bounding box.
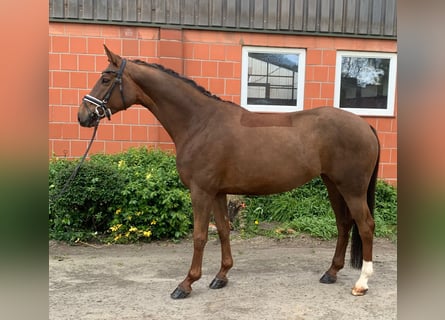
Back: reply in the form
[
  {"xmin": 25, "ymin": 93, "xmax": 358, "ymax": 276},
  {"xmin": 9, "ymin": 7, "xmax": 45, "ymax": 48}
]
[
  {"xmin": 170, "ymin": 286, "xmax": 191, "ymax": 299},
  {"xmin": 351, "ymin": 287, "xmax": 368, "ymax": 296},
  {"xmin": 209, "ymin": 277, "xmax": 228, "ymax": 289},
  {"xmin": 319, "ymin": 272, "xmax": 337, "ymax": 284}
]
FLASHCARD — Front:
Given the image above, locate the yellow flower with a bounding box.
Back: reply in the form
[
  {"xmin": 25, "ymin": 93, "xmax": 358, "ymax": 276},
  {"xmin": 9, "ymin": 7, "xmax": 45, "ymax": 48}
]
[
  {"xmin": 146, "ymin": 173, "xmax": 152, "ymax": 180},
  {"xmin": 115, "ymin": 208, "xmax": 122, "ymax": 215},
  {"xmin": 114, "ymin": 234, "xmax": 122, "ymax": 241},
  {"xmin": 129, "ymin": 226, "xmax": 138, "ymax": 232},
  {"xmin": 135, "ymin": 211, "xmax": 142, "ymax": 216},
  {"xmin": 117, "ymin": 160, "xmax": 125, "ymax": 169},
  {"xmin": 254, "ymin": 220, "xmax": 259, "ymax": 225},
  {"xmin": 110, "ymin": 224, "xmax": 122, "ymax": 232},
  {"xmin": 150, "ymin": 220, "xmax": 157, "ymax": 225},
  {"xmin": 143, "ymin": 230, "xmax": 152, "ymax": 237}
]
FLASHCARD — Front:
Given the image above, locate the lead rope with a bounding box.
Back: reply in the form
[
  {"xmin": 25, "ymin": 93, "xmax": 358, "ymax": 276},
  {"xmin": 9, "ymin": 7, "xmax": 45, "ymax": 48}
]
[{"xmin": 49, "ymin": 124, "xmax": 99, "ymax": 203}]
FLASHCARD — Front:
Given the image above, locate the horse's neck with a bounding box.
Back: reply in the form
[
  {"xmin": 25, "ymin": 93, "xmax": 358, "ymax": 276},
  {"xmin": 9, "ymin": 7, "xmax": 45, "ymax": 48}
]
[{"xmin": 133, "ymin": 65, "xmax": 214, "ymax": 146}]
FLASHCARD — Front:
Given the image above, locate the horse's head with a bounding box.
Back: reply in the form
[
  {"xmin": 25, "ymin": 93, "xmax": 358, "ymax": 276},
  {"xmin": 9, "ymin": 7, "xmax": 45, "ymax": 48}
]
[{"xmin": 78, "ymin": 45, "xmax": 137, "ymax": 127}]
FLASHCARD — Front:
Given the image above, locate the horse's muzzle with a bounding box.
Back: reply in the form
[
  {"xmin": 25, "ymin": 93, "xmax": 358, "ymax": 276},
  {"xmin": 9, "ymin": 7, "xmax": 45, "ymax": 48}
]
[{"xmin": 78, "ymin": 102, "xmax": 100, "ymax": 128}]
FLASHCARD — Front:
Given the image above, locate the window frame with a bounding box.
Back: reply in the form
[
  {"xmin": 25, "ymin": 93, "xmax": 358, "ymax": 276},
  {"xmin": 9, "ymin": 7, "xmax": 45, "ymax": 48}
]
[
  {"xmin": 334, "ymin": 51, "xmax": 397, "ymax": 117},
  {"xmin": 241, "ymin": 46, "xmax": 306, "ymax": 113}
]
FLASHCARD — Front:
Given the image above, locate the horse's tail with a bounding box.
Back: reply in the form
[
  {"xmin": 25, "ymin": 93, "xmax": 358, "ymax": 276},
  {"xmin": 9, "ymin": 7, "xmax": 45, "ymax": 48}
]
[{"xmin": 350, "ymin": 126, "xmax": 380, "ymax": 269}]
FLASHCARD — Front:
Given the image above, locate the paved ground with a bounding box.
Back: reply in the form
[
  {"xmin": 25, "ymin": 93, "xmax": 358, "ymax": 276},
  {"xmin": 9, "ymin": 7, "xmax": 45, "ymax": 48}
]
[{"xmin": 49, "ymin": 235, "xmax": 396, "ymax": 320}]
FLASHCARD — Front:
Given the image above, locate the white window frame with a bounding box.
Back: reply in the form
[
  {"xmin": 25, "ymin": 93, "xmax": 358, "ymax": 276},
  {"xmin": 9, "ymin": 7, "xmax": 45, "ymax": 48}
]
[
  {"xmin": 334, "ymin": 51, "xmax": 397, "ymax": 117},
  {"xmin": 241, "ymin": 46, "xmax": 306, "ymax": 113}
]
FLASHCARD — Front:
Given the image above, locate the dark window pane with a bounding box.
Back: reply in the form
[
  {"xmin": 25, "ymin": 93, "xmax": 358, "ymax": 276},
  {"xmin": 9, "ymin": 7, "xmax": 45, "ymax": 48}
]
[{"xmin": 339, "ymin": 57, "xmax": 390, "ymax": 109}]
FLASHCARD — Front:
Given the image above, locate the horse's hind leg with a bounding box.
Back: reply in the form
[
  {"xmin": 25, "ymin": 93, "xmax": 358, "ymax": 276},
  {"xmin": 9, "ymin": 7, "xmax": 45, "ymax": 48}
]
[
  {"xmin": 342, "ymin": 193, "xmax": 375, "ymax": 296},
  {"xmin": 209, "ymin": 193, "xmax": 233, "ymax": 289},
  {"xmin": 320, "ymin": 175, "xmax": 354, "ymax": 284}
]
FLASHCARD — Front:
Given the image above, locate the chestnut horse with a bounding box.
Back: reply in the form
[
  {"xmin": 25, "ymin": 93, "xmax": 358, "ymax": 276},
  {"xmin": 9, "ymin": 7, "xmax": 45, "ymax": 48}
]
[{"xmin": 78, "ymin": 46, "xmax": 380, "ymax": 299}]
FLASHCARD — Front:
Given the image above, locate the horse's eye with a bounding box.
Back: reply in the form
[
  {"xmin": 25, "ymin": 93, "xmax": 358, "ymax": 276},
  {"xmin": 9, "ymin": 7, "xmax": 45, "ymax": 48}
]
[{"xmin": 102, "ymin": 77, "xmax": 110, "ymax": 84}]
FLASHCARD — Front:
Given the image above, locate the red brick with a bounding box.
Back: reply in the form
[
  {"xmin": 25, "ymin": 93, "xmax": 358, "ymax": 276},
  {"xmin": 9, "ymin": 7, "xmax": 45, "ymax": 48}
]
[
  {"xmin": 61, "ymin": 54, "xmax": 78, "ymax": 71},
  {"xmin": 89, "ymin": 141, "xmax": 106, "ymax": 154},
  {"xmin": 185, "ymin": 60, "xmax": 201, "ymax": 77},
  {"xmin": 70, "ymin": 72, "xmax": 87, "ymax": 89},
  {"xmin": 160, "ymin": 58, "xmax": 183, "ymax": 73},
  {"xmin": 96, "ymin": 124, "xmax": 114, "ymax": 140},
  {"xmin": 104, "ymin": 39, "xmax": 122, "ymax": 54},
  {"xmin": 209, "ymin": 78, "xmax": 225, "ymax": 95},
  {"xmin": 305, "ymin": 66, "xmax": 315, "ymax": 81},
  {"xmin": 50, "ymin": 106, "xmax": 70, "ymax": 122},
  {"xmin": 79, "ymin": 125, "xmax": 96, "ymax": 140},
  {"xmin": 49, "ymin": 123, "xmax": 63, "ymax": 139},
  {"xmin": 88, "ymin": 38, "xmax": 106, "ymax": 54},
  {"xmin": 52, "ymin": 140, "xmax": 70, "ymax": 157},
  {"xmin": 202, "ymin": 61, "xmax": 218, "ymax": 77},
  {"xmin": 225, "ymin": 45, "xmax": 241, "ymax": 62},
  {"xmin": 140, "ymin": 40, "xmax": 157, "ymax": 58},
  {"xmin": 209, "ymin": 44, "xmax": 226, "ymax": 60},
  {"xmin": 233, "ymin": 62, "xmax": 241, "ymax": 78},
  {"xmin": 148, "ymin": 126, "xmax": 160, "ymax": 141},
  {"xmin": 193, "ymin": 43, "xmax": 210, "ymax": 60},
  {"xmin": 322, "ymin": 50, "xmax": 337, "ymax": 65},
  {"xmin": 321, "ymin": 83, "xmax": 334, "ymax": 99},
  {"xmin": 218, "ymin": 62, "xmax": 234, "ymax": 78},
  {"xmin": 139, "ymin": 110, "xmax": 158, "ymax": 125},
  {"xmin": 225, "ymin": 79, "xmax": 241, "ymax": 95},
  {"xmin": 305, "ymin": 82, "xmax": 321, "ymax": 98},
  {"xmin": 70, "ymin": 37, "xmax": 87, "ymax": 53},
  {"xmin": 160, "ymin": 28, "xmax": 183, "ymax": 41},
  {"xmin": 87, "ymin": 72, "xmax": 101, "ymax": 88},
  {"xmin": 132, "ymin": 126, "xmax": 148, "ymax": 141},
  {"xmin": 123, "ymin": 39, "xmax": 139, "ymax": 56},
  {"xmin": 61, "ymin": 89, "xmax": 79, "ymax": 105},
  {"xmin": 104, "ymin": 141, "xmax": 123, "ymax": 154},
  {"xmin": 49, "ymin": 53, "xmax": 61, "ymax": 70},
  {"xmin": 121, "ymin": 108, "xmax": 139, "ymax": 124},
  {"xmin": 313, "ymin": 66, "xmax": 330, "ymax": 82},
  {"xmin": 62, "ymin": 123, "xmax": 79, "ymax": 139},
  {"xmin": 377, "ymin": 118, "xmax": 392, "ymax": 132},
  {"xmin": 159, "ymin": 127, "xmax": 172, "ymax": 142},
  {"xmin": 379, "ymin": 148, "xmax": 391, "ymax": 163},
  {"xmin": 71, "ymin": 140, "xmax": 89, "ymax": 157},
  {"xmin": 52, "ymin": 36, "xmax": 69, "ymax": 52},
  {"xmin": 390, "ymin": 149, "xmax": 397, "ymax": 163},
  {"xmin": 78, "ymin": 55, "xmax": 95, "ymax": 71},
  {"xmin": 160, "ymin": 41, "xmax": 183, "ymax": 58},
  {"xmin": 307, "ymin": 49, "xmax": 323, "ymax": 65},
  {"xmin": 49, "ymin": 88, "xmax": 61, "ymax": 105},
  {"xmin": 53, "ymin": 71, "xmax": 70, "ymax": 87},
  {"xmin": 381, "ymin": 163, "xmax": 397, "ymax": 180},
  {"xmin": 114, "ymin": 125, "xmax": 131, "ymax": 140},
  {"xmin": 384, "ymin": 132, "xmax": 397, "ymax": 148}
]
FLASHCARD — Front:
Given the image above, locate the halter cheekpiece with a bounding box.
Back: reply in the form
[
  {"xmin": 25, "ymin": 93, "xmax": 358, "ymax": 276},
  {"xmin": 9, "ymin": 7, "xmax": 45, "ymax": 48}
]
[{"xmin": 83, "ymin": 59, "xmax": 127, "ymax": 122}]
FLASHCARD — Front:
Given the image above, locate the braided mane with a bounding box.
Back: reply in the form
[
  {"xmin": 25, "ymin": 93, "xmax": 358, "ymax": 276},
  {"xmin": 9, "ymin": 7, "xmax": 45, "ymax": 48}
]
[{"xmin": 132, "ymin": 59, "xmax": 227, "ymax": 103}]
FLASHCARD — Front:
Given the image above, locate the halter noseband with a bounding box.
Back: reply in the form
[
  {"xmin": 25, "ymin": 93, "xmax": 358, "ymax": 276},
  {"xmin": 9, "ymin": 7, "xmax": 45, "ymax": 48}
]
[{"xmin": 83, "ymin": 59, "xmax": 127, "ymax": 122}]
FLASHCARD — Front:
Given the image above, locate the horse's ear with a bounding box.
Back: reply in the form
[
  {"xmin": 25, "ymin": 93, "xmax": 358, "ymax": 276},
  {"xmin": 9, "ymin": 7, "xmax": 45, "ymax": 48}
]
[{"xmin": 103, "ymin": 44, "xmax": 121, "ymax": 66}]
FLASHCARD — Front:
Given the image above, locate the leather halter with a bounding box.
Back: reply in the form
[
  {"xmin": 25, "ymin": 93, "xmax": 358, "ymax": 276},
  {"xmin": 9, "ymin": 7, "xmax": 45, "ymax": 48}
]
[{"xmin": 82, "ymin": 59, "xmax": 127, "ymax": 122}]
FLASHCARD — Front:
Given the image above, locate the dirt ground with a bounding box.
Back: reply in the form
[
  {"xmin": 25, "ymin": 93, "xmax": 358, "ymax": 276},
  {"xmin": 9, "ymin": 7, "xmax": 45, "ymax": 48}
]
[{"xmin": 49, "ymin": 235, "xmax": 397, "ymax": 320}]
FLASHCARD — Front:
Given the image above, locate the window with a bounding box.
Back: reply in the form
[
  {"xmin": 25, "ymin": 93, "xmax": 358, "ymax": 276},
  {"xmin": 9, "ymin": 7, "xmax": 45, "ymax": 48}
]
[
  {"xmin": 241, "ymin": 47, "xmax": 306, "ymax": 112},
  {"xmin": 334, "ymin": 51, "xmax": 397, "ymax": 117}
]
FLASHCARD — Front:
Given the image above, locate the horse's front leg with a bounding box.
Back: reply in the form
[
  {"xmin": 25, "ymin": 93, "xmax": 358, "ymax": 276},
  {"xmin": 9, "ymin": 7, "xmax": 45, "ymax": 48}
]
[
  {"xmin": 171, "ymin": 187, "xmax": 212, "ymax": 299},
  {"xmin": 209, "ymin": 194, "xmax": 233, "ymax": 289}
]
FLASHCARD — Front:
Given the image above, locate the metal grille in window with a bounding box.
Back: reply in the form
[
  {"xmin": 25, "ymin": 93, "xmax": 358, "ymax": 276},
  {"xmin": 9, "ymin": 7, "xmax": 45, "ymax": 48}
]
[{"xmin": 247, "ymin": 53, "xmax": 299, "ymax": 106}]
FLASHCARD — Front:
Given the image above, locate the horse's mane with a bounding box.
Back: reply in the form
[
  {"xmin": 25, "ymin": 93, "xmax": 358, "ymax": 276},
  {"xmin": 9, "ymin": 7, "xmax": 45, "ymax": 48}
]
[{"xmin": 132, "ymin": 59, "xmax": 229, "ymax": 103}]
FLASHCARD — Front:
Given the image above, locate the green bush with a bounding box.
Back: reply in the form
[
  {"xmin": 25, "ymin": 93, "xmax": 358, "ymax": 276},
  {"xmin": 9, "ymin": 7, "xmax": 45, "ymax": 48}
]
[
  {"xmin": 241, "ymin": 177, "xmax": 397, "ymax": 240},
  {"xmin": 49, "ymin": 148, "xmax": 396, "ymax": 243},
  {"xmin": 49, "ymin": 147, "xmax": 192, "ymax": 243},
  {"xmin": 49, "ymin": 158, "xmax": 125, "ymax": 242}
]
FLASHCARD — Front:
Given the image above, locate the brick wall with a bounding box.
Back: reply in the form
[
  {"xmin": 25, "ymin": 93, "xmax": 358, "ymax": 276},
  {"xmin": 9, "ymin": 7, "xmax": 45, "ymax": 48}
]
[{"xmin": 49, "ymin": 23, "xmax": 397, "ymax": 184}]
